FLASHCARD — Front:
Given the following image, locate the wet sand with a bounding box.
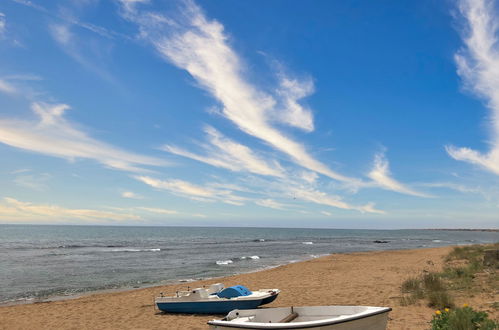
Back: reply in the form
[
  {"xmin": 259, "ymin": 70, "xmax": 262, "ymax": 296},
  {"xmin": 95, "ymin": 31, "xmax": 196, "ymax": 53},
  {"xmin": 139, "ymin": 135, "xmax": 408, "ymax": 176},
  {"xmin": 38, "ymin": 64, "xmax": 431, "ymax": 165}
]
[{"xmin": 0, "ymin": 246, "xmax": 496, "ymax": 329}]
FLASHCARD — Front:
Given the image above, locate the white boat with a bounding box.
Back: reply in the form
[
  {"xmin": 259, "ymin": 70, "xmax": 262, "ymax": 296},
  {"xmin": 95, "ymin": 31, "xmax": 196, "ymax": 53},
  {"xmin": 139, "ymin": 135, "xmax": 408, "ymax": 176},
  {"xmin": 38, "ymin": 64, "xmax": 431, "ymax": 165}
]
[
  {"xmin": 155, "ymin": 284, "xmax": 280, "ymax": 314},
  {"xmin": 208, "ymin": 305, "xmax": 392, "ymax": 329}
]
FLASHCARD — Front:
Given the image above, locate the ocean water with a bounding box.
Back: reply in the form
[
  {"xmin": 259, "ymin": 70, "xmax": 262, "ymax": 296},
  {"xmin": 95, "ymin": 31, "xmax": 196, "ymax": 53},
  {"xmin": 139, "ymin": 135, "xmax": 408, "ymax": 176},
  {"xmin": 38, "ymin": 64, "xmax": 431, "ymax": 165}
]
[{"xmin": 0, "ymin": 225, "xmax": 497, "ymax": 304}]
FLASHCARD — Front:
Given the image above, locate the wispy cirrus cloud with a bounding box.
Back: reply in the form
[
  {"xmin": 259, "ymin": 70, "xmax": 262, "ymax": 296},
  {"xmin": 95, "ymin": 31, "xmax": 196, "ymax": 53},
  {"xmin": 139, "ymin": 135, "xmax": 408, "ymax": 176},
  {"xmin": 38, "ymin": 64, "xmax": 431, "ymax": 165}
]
[
  {"xmin": 108, "ymin": 205, "xmax": 205, "ymax": 218},
  {"xmin": 255, "ymin": 199, "xmax": 287, "ymax": 210},
  {"xmin": 211, "ymin": 175, "xmax": 385, "ymax": 213},
  {"xmin": 0, "ymin": 197, "xmax": 140, "ymax": 222},
  {"xmin": 290, "ymin": 186, "xmax": 385, "ymax": 214},
  {"xmin": 135, "ymin": 206, "xmax": 177, "ymax": 215},
  {"xmin": 134, "ymin": 175, "xmax": 247, "ymax": 205},
  {"xmin": 162, "ymin": 126, "xmax": 285, "ymax": 177},
  {"xmin": 0, "ymin": 78, "xmax": 16, "ymax": 94},
  {"xmin": 50, "ymin": 23, "xmax": 72, "ymax": 44},
  {"xmin": 447, "ymin": 0, "xmax": 499, "ymax": 175},
  {"xmin": 420, "ymin": 182, "xmax": 482, "ymax": 194},
  {"xmin": 0, "ymin": 13, "xmax": 6, "ymax": 38},
  {"xmin": 368, "ymin": 152, "xmax": 431, "ymax": 197},
  {"xmin": 0, "ymin": 74, "xmax": 43, "ymax": 96},
  {"xmin": 49, "ymin": 23, "xmax": 116, "ymax": 82},
  {"xmin": 118, "ymin": 0, "xmax": 426, "ymax": 212},
  {"xmin": 14, "ymin": 172, "xmax": 51, "ymax": 191},
  {"xmin": 119, "ymin": 0, "xmax": 361, "ymax": 185},
  {"xmin": 11, "ymin": 0, "xmax": 124, "ymax": 40},
  {"xmin": 273, "ymin": 73, "xmax": 315, "ymax": 132},
  {"xmin": 0, "ymin": 102, "xmax": 166, "ymax": 172},
  {"xmin": 121, "ymin": 191, "xmax": 144, "ymax": 199}
]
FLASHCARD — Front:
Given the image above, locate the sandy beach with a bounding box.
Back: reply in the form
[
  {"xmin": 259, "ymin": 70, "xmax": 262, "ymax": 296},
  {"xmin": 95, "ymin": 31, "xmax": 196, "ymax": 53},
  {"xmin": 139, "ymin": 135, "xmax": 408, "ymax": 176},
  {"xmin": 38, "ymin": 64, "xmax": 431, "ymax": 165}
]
[{"xmin": 0, "ymin": 246, "xmax": 496, "ymax": 330}]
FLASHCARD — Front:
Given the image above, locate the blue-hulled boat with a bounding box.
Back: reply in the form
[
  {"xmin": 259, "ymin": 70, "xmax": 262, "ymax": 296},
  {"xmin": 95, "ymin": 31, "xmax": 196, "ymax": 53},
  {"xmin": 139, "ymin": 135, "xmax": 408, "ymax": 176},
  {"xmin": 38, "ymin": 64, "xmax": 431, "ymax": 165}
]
[{"xmin": 155, "ymin": 283, "xmax": 280, "ymax": 314}]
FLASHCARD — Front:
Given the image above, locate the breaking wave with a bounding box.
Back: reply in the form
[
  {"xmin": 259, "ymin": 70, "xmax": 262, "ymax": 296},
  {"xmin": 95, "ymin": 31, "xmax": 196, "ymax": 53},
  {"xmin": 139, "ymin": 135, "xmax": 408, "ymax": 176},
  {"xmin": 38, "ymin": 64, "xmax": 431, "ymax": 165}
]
[
  {"xmin": 109, "ymin": 248, "xmax": 161, "ymax": 253},
  {"xmin": 216, "ymin": 260, "xmax": 233, "ymax": 265}
]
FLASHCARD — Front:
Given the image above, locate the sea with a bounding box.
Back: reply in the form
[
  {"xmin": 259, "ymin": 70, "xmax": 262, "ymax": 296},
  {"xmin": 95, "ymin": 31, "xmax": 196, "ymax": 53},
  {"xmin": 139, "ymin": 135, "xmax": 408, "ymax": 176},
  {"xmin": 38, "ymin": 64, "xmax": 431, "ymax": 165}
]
[{"xmin": 0, "ymin": 225, "xmax": 497, "ymax": 305}]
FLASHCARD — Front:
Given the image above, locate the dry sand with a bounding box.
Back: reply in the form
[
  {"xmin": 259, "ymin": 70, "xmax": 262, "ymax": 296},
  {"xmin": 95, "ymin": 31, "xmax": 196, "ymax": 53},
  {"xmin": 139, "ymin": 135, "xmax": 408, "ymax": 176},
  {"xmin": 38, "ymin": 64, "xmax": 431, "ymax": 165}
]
[{"xmin": 0, "ymin": 246, "xmax": 496, "ymax": 330}]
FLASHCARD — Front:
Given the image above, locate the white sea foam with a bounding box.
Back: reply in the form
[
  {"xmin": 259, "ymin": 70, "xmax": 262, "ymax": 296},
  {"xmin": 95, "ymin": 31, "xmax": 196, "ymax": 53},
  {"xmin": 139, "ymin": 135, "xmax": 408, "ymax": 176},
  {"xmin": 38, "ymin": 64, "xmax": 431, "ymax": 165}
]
[
  {"xmin": 110, "ymin": 248, "xmax": 161, "ymax": 252},
  {"xmin": 432, "ymin": 240, "xmax": 442, "ymax": 243},
  {"xmin": 302, "ymin": 241, "xmax": 313, "ymax": 245},
  {"xmin": 178, "ymin": 279, "xmax": 195, "ymax": 283},
  {"xmin": 240, "ymin": 255, "xmax": 260, "ymax": 260},
  {"xmin": 111, "ymin": 248, "xmax": 141, "ymax": 252},
  {"xmin": 216, "ymin": 260, "xmax": 233, "ymax": 265}
]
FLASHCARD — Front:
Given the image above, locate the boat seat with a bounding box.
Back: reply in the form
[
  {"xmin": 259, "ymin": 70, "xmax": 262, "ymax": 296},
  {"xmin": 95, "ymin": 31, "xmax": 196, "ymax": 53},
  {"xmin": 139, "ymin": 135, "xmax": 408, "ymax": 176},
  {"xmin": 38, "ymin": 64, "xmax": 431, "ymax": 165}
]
[{"xmin": 278, "ymin": 312, "xmax": 298, "ymax": 323}]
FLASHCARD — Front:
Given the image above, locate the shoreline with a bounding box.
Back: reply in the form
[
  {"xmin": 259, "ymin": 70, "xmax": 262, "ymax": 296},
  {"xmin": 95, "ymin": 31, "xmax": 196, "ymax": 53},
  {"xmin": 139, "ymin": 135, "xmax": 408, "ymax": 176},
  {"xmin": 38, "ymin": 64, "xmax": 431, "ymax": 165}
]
[
  {"xmin": 0, "ymin": 244, "xmax": 466, "ymax": 308},
  {"xmin": 1, "ymin": 245, "xmax": 497, "ymax": 330},
  {"xmin": 0, "ymin": 252, "xmax": 318, "ymax": 308}
]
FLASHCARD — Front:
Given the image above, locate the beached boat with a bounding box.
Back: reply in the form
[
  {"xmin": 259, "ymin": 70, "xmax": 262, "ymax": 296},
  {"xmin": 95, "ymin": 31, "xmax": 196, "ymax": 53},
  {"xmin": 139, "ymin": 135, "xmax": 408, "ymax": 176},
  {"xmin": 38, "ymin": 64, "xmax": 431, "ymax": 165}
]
[
  {"xmin": 155, "ymin": 284, "xmax": 280, "ymax": 314},
  {"xmin": 208, "ymin": 305, "xmax": 392, "ymax": 329}
]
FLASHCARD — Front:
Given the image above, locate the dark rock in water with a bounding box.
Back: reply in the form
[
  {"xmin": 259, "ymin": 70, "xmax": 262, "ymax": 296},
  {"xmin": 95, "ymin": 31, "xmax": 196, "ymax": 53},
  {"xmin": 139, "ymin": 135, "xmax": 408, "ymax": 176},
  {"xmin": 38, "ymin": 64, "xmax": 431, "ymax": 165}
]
[{"xmin": 373, "ymin": 240, "xmax": 389, "ymax": 244}]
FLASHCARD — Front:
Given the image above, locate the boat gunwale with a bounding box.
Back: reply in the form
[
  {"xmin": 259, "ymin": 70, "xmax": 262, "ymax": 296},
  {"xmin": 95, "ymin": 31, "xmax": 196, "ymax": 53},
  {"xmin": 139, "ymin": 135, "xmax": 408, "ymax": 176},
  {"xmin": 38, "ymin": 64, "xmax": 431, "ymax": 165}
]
[
  {"xmin": 155, "ymin": 290, "xmax": 279, "ymax": 304},
  {"xmin": 207, "ymin": 306, "xmax": 392, "ymax": 329}
]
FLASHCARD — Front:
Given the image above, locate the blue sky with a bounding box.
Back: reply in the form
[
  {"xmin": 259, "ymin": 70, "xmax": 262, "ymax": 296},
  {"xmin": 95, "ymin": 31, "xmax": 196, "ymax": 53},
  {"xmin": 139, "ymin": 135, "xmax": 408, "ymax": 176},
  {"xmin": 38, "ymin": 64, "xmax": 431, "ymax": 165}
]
[{"xmin": 0, "ymin": 0, "xmax": 498, "ymax": 228}]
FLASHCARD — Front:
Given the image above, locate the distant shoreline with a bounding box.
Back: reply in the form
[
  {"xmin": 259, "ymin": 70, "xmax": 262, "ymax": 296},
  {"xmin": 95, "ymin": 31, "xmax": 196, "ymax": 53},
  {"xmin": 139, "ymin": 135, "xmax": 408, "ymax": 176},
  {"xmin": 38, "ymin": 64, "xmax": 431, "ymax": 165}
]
[{"xmin": 425, "ymin": 228, "xmax": 499, "ymax": 232}]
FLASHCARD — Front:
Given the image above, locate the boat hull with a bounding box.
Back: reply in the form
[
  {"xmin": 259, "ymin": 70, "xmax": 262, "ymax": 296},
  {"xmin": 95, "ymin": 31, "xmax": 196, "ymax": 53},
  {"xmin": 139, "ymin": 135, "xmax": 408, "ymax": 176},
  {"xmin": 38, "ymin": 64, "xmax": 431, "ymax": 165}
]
[
  {"xmin": 208, "ymin": 306, "xmax": 391, "ymax": 329},
  {"xmin": 156, "ymin": 299, "xmax": 267, "ymax": 314},
  {"xmin": 260, "ymin": 294, "xmax": 278, "ymax": 306}
]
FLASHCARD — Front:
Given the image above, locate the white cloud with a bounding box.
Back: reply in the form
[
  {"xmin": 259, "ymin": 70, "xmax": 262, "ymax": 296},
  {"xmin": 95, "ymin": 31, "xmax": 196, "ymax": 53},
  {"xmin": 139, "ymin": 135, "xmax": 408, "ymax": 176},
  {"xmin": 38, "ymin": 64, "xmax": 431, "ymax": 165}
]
[
  {"xmin": 135, "ymin": 175, "xmax": 215, "ymax": 197},
  {"xmin": 0, "ymin": 74, "xmax": 43, "ymax": 96},
  {"xmin": 255, "ymin": 199, "xmax": 286, "ymax": 210},
  {"xmin": 447, "ymin": 0, "xmax": 499, "ymax": 175},
  {"xmin": 48, "ymin": 23, "xmax": 116, "ymax": 82},
  {"xmin": 50, "ymin": 24, "xmax": 72, "ymax": 45},
  {"xmin": 162, "ymin": 126, "xmax": 285, "ymax": 177},
  {"xmin": 0, "ymin": 13, "xmax": 6, "ymax": 38},
  {"xmin": 274, "ymin": 74, "xmax": 314, "ymax": 132},
  {"xmin": 290, "ymin": 186, "xmax": 385, "ymax": 214},
  {"xmin": 120, "ymin": 1, "xmax": 361, "ymax": 185},
  {"xmin": 0, "ymin": 102, "xmax": 166, "ymax": 172},
  {"xmin": 299, "ymin": 170, "xmax": 319, "ymax": 184},
  {"xmin": 0, "ymin": 197, "xmax": 140, "ymax": 222},
  {"xmin": 0, "ymin": 78, "xmax": 16, "ymax": 94},
  {"xmin": 118, "ymin": 0, "xmax": 422, "ymax": 209},
  {"xmin": 420, "ymin": 182, "xmax": 491, "ymax": 199},
  {"xmin": 0, "ymin": 74, "xmax": 42, "ymax": 100},
  {"xmin": 121, "ymin": 191, "xmax": 143, "ymax": 199},
  {"xmin": 14, "ymin": 173, "xmax": 51, "ymax": 191},
  {"xmin": 421, "ymin": 182, "xmax": 476, "ymax": 193},
  {"xmin": 11, "ymin": 168, "xmax": 31, "ymax": 174},
  {"xmin": 119, "ymin": 0, "xmax": 150, "ymax": 13},
  {"xmin": 206, "ymin": 169, "xmax": 382, "ymax": 213},
  {"xmin": 13, "ymin": 0, "xmax": 123, "ymax": 40},
  {"xmin": 134, "ymin": 175, "xmax": 247, "ymax": 205},
  {"xmin": 447, "ymin": 146, "xmax": 499, "ymax": 174},
  {"xmin": 321, "ymin": 211, "xmax": 332, "ymax": 216},
  {"xmin": 368, "ymin": 152, "xmax": 430, "ymax": 197},
  {"xmin": 136, "ymin": 206, "xmax": 177, "ymax": 214}
]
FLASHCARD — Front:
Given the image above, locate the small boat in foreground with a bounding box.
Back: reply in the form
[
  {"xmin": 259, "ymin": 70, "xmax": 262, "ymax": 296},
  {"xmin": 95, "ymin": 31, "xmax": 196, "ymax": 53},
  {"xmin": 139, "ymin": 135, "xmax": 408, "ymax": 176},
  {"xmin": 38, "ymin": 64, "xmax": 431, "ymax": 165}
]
[
  {"xmin": 155, "ymin": 283, "xmax": 280, "ymax": 314},
  {"xmin": 208, "ymin": 305, "xmax": 392, "ymax": 329}
]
